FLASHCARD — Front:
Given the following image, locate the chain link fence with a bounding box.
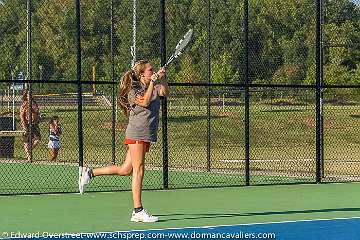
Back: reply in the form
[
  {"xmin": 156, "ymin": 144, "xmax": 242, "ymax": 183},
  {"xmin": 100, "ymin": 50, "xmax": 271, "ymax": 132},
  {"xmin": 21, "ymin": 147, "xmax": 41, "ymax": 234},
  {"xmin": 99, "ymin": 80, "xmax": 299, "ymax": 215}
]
[{"xmin": 0, "ymin": 0, "xmax": 359, "ymax": 194}]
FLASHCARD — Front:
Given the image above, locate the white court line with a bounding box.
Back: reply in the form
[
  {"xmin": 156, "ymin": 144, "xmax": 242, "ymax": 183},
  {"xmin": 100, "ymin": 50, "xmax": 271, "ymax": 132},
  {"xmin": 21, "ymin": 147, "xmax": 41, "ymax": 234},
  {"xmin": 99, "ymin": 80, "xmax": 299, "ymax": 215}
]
[
  {"xmin": 91, "ymin": 216, "xmax": 360, "ymax": 235},
  {"xmin": 199, "ymin": 216, "xmax": 360, "ymax": 229},
  {"xmin": 62, "ymin": 216, "xmax": 360, "ymax": 235},
  {"xmin": 1, "ymin": 216, "xmax": 359, "ymax": 240}
]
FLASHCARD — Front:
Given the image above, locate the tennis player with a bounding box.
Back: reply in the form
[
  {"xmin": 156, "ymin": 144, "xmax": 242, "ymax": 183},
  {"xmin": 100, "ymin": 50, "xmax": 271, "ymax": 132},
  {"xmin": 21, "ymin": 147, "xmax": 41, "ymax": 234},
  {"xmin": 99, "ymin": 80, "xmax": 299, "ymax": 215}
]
[{"xmin": 79, "ymin": 60, "xmax": 168, "ymax": 223}]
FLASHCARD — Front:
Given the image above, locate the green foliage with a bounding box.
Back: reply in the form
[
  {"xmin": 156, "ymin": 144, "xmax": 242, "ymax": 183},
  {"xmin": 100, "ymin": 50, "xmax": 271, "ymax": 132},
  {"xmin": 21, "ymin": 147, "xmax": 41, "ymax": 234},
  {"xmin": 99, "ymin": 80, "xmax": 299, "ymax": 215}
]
[
  {"xmin": 0, "ymin": 0, "xmax": 358, "ymax": 99},
  {"xmin": 173, "ymin": 55, "xmax": 201, "ymax": 84},
  {"xmin": 211, "ymin": 51, "xmax": 240, "ymax": 84}
]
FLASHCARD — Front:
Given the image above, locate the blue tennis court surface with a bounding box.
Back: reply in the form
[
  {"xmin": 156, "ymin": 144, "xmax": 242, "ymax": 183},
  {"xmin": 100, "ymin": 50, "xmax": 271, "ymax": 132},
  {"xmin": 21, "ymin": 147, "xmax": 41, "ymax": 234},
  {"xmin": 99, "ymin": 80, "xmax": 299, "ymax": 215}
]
[{"xmin": 3, "ymin": 217, "xmax": 360, "ymax": 239}]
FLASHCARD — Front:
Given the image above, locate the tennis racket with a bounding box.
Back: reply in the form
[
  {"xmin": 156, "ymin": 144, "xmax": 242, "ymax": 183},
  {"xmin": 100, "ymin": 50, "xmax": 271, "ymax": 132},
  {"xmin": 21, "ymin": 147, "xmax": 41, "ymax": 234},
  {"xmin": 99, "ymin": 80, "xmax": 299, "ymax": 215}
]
[{"xmin": 163, "ymin": 29, "xmax": 193, "ymax": 68}]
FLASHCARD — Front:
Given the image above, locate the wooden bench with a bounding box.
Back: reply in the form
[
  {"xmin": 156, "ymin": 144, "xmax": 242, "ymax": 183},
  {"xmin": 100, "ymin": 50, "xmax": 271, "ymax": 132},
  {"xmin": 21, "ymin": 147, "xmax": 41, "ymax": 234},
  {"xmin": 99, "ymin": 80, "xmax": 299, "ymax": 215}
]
[{"xmin": 0, "ymin": 131, "xmax": 26, "ymax": 137}]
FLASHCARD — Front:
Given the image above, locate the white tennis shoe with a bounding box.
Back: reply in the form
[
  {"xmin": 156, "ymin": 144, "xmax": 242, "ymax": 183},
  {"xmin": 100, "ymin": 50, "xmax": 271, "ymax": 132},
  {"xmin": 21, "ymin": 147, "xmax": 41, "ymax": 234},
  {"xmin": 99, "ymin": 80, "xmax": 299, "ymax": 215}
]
[
  {"xmin": 79, "ymin": 167, "xmax": 91, "ymax": 194},
  {"xmin": 130, "ymin": 209, "xmax": 158, "ymax": 223}
]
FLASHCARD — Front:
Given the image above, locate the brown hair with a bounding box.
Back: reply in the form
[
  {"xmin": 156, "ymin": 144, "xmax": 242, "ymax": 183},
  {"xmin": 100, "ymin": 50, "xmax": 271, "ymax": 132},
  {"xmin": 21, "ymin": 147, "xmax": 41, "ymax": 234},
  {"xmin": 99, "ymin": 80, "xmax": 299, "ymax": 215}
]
[
  {"xmin": 49, "ymin": 116, "xmax": 60, "ymax": 125},
  {"xmin": 118, "ymin": 60, "xmax": 149, "ymax": 116}
]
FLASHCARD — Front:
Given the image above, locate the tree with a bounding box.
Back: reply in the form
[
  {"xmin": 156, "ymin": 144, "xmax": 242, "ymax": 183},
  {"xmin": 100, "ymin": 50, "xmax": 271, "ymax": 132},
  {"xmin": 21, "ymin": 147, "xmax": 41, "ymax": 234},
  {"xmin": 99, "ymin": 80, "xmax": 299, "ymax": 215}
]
[
  {"xmin": 0, "ymin": 0, "xmax": 27, "ymax": 86},
  {"xmin": 211, "ymin": 51, "xmax": 239, "ymax": 84}
]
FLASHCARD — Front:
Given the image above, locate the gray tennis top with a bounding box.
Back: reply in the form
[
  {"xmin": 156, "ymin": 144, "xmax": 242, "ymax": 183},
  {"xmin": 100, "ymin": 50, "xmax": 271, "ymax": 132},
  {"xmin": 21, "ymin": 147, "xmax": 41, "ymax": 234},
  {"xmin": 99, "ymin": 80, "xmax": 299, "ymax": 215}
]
[{"xmin": 125, "ymin": 82, "xmax": 161, "ymax": 142}]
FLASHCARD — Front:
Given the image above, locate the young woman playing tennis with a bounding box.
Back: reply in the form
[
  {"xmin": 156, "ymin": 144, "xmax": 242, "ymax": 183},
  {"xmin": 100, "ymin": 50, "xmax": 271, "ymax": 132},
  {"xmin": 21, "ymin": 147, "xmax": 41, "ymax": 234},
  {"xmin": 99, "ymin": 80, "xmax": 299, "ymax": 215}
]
[{"xmin": 79, "ymin": 60, "xmax": 168, "ymax": 223}]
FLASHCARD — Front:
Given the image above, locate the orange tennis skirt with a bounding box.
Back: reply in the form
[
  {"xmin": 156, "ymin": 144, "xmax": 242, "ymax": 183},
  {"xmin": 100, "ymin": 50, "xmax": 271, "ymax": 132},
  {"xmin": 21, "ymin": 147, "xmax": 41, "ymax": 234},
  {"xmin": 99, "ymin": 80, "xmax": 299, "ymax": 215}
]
[{"xmin": 124, "ymin": 139, "xmax": 150, "ymax": 152}]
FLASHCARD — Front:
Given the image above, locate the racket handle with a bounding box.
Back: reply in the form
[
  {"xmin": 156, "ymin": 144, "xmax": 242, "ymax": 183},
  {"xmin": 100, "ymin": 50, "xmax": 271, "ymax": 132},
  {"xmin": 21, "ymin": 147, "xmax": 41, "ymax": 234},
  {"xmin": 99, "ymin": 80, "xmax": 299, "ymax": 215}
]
[{"xmin": 163, "ymin": 54, "xmax": 175, "ymax": 69}]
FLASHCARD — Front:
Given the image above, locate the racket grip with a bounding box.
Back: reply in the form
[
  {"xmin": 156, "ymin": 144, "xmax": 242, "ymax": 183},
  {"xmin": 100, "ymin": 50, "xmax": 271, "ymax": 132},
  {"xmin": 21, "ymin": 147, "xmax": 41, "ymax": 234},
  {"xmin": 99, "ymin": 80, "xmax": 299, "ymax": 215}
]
[{"xmin": 163, "ymin": 60, "xmax": 171, "ymax": 69}]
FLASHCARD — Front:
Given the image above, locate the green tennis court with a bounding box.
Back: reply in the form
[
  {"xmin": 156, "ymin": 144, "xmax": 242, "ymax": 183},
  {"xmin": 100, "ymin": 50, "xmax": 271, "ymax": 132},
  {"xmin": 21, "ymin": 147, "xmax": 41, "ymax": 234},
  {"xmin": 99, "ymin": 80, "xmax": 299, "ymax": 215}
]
[{"xmin": 1, "ymin": 182, "xmax": 359, "ymax": 235}]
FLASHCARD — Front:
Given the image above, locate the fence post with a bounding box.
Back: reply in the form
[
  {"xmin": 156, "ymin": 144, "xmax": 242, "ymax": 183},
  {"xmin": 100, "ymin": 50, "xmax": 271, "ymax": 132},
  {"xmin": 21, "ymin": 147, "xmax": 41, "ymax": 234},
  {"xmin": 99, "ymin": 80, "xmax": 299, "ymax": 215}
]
[
  {"xmin": 206, "ymin": 0, "xmax": 212, "ymax": 172},
  {"xmin": 319, "ymin": 0, "xmax": 325, "ymax": 179},
  {"xmin": 315, "ymin": 0, "xmax": 322, "ymax": 183},
  {"xmin": 244, "ymin": 0, "xmax": 250, "ymax": 186},
  {"xmin": 160, "ymin": 0, "xmax": 168, "ymax": 190},
  {"xmin": 111, "ymin": 0, "xmax": 116, "ymax": 165},
  {"xmin": 75, "ymin": 0, "xmax": 84, "ymax": 170},
  {"xmin": 27, "ymin": 0, "xmax": 33, "ymax": 162}
]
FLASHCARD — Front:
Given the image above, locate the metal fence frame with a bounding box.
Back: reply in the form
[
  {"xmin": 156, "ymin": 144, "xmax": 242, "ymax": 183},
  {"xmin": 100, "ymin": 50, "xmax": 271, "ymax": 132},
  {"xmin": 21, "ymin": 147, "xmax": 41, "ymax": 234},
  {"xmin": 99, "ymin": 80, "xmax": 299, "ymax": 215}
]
[{"xmin": 0, "ymin": 0, "xmax": 359, "ymax": 194}]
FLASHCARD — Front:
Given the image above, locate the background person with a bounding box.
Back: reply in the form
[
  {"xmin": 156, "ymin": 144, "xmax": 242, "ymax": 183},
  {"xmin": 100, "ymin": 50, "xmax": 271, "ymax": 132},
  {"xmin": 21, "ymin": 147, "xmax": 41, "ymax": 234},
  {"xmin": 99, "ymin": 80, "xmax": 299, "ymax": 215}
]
[
  {"xmin": 19, "ymin": 90, "xmax": 41, "ymax": 162},
  {"xmin": 48, "ymin": 116, "xmax": 62, "ymax": 162}
]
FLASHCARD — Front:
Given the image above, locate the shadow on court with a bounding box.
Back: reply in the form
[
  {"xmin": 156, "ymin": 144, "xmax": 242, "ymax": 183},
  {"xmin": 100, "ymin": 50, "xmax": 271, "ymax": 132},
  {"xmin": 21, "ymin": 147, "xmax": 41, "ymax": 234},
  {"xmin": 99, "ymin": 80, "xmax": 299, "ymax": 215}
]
[{"xmin": 156, "ymin": 208, "xmax": 360, "ymax": 223}]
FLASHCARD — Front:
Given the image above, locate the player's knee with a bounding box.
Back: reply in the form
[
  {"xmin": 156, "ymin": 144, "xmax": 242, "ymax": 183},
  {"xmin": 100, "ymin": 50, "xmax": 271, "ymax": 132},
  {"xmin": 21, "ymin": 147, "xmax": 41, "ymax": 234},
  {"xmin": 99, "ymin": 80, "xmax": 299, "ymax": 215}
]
[{"xmin": 133, "ymin": 165, "xmax": 144, "ymax": 176}]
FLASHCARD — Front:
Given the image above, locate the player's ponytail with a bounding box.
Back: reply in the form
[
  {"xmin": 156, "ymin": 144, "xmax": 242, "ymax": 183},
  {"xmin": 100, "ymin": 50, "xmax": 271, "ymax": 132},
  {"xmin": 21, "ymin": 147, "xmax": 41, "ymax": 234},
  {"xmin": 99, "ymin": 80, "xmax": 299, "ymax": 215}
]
[
  {"xmin": 117, "ymin": 60, "xmax": 149, "ymax": 117},
  {"xmin": 118, "ymin": 71, "xmax": 135, "ymax": 117}
]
